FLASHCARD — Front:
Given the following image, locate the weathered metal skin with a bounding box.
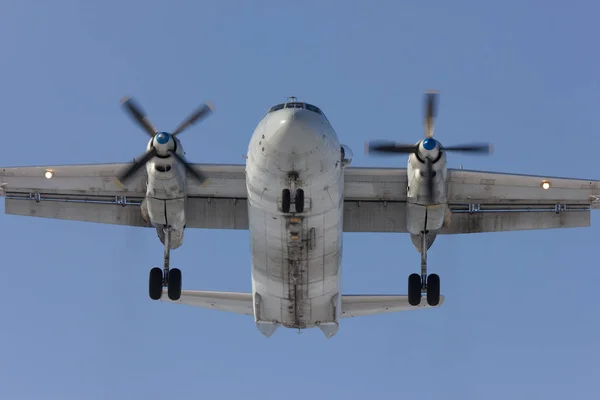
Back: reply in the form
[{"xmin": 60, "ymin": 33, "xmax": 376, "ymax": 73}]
[{"xmin": 245, "ymin": 106, "xmax": 347, "ymax": 338}]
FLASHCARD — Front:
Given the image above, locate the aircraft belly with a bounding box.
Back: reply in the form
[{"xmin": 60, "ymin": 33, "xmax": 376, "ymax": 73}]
[
  {"xmin": 246, "ymin": 129, "xmax": 344, "ymax": 330},
  {"xmin": 249, "ymin": 205, "xmax": 342, "ymax": 330}
]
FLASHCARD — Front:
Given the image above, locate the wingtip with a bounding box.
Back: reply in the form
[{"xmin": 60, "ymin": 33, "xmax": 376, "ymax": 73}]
[
  {"xmin": 206, "ymin": 101, "xmax": 215, "ymax": 112},
  {"xmin": 364, "ymin": 141, "xmax": 370, "ymax": 155}
]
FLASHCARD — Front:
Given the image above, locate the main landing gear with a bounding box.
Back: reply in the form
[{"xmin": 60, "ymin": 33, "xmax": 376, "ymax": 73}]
[
  {"xmin": 149, "ymin": 227, "xmax": 182, "ymax": 301},
  {"xmin": 408, "ymin": 232, "xmax": 440, "ymax": 307}
]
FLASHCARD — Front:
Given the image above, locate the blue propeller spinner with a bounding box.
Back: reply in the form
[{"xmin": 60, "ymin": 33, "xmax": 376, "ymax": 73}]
[
  {"xmin": 155, "ymin": 132, "xmax": 171, "ymax": 145},
  {"xmin": 421, "ymin": 137, "xmax": 437, "ymax": 151}
]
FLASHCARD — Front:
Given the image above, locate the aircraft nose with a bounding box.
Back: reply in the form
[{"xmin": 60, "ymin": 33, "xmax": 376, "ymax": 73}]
[{"xmin": 267, "ymin": 109, "xmax": 325, "ymax": 155}]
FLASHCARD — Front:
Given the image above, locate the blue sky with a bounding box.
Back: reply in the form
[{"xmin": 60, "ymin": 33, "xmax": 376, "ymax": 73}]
[{"xmin": 1, "ymin": 1, "xmax": 599, "ymax": 398}]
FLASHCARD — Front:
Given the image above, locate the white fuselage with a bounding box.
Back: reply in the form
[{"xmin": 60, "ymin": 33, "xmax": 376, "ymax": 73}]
[{"xmin": 245, "ymin": 106, "xmax": 345, "ymax": 338}]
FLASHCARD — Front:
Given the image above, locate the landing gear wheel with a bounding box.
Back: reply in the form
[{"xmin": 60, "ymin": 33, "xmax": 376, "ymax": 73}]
[
  {"xmin": 408, "ymin": 273, "xmax": 422, "ymax": 306},
  {"xmin": 426, "ymin": 274, "xmax": 440, "ymax": 306},
  {"xmin": 294, "ymin": 189, "xmax": 305, "ymax": 213},
  {"xmin": 168, "ymin": 268, "xmax": 182, "ymax": 301},
  {"xmin": 149, "ymin": 267, "xmax": 163, "ymax": 300},
  {"xmin": 281, "ymin": 189, "xmax": 291, "ymax": 213}
]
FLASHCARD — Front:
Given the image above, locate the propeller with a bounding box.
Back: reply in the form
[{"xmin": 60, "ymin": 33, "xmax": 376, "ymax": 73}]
[
  {"xmin": 365, "ymin": 91, "xmax": 493, "ymax": 201},
  {"xmin": 424, "ymin": 90, "xmax": 437, "ymax": 138},
  {"xmin": 118, "ymin": 96, "xmax": 214, "ymax": 184}
]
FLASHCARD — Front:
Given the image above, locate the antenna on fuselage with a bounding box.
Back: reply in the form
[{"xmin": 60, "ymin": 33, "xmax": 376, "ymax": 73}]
[{"xmin": 287, "ymin": 96, "xmax": 298, "ymax": 102}]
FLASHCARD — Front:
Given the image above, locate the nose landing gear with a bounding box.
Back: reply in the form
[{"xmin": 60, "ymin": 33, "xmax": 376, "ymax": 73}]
[{"xmin": 281, "ymin": 172, "xmax": 305, "ymax": 214}]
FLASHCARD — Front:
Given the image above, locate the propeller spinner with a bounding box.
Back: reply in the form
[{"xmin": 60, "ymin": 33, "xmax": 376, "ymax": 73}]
[
  {"xmin": 118, "ymin": 96, "xmax": 214, "ymax": 184},
  {"xmin": 366, "ymin": 91, "xmax": 493, "ymax": 201}
]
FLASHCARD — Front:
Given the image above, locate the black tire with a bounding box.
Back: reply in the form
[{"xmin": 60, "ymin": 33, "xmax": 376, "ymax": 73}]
[
  {"xmin": 295, "ymin": 189, "xmax": 305, "ymax": 213},
  {"xmin": 426, "ymin": 274, "xmax": 440, "ymax": 306},
  {"xmin": 408, "ymin": 273, "xmax": 422, "ymax": 306},
  {"xmin": 281, "ymin": 189, "xmax": 291, "ymax": 213},
  {"xmin": 149, "ymin": 267, "xmax": 163, "ymax": 301},
  {"xmin": 168, "ymin": 268, "xmax": 182, "ymax": 301}
]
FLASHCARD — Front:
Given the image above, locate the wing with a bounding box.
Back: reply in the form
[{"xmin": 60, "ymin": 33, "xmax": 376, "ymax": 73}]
[
  {"xmin": 342, "ymin": 166, "xmax": 408, "ymax": 232},
  {"xmin": 0, "ymin": 162, "xmax": 248, "ymax": 228},
  {"xmin": 3, "ymin": 163, "xmax": 599, "ymax": 234},
  {"xmin": 342, "ymin": 166, "xmax": 600, "ymax": 234}
]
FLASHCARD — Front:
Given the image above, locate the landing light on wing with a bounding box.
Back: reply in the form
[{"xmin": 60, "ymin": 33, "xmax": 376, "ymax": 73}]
[
  {"xmin": 44, "ymin": 170, "xmax": 53, "ymax": 179},
  {"xmin": 542, "ymin": 181, "xmax": 551, "ymax": 190}
]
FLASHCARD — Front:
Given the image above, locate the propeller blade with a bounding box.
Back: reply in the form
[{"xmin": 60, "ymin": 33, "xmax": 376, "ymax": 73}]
[
  {"xmin": 171, "ymin": 102, "xmax": 215, "ymax": 137},
  {"xmin": 443, "ymin": 143, "xmax": 493, "ymax": 154},
  {"xmin": 425, "ymin": 157, "xmax": 434, "ymax": 202},
  {"xmin": 366, "ymin": 141, "xmax": 419, "ymax": 155},
  {"xmin": 170, "ymin": 150, "xmax": 207, "ymax": 183},
  {"xmin": 119, "ymin": 147, "xmax": 158, "ymax": 183},
  {"xmin": 424, "ymin": 91, "xmax": 438, "ymax": 138},
  {"xmin": 121, "ymin": 97, "xmax": 158, "ymax": 138}
]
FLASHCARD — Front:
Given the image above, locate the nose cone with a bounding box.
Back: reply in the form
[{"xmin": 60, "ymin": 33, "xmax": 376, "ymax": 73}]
[{"xmin": 266, "ymin": 109, "xmax": 326, "ymax": 155}]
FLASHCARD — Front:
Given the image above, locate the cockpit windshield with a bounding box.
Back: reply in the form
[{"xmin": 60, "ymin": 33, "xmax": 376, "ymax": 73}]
[{"xmin": 267, "ymin": 101, "xmax": 327, "ymax": 119}]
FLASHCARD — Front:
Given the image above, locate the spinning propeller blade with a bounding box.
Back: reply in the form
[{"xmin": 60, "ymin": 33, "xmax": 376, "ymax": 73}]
[
  {"xmin": 120, "ymin": 147, "xmax": 158, "ymax": 183},
  {"xmin": 170, "ymin": 150, "xmax": 206, "ymax": 183},
  {"xmin": 120, "ymin": 97, "xmax": 158, "ymax": 137},
  {"xmin": 365, "ymin": 91, "xmax": 494, "ymax": 202},
  {"xmin": 366, "ymin": 141, "xmax": 418, "ymax": 155},
  {"xmin": 118, "ymin": 96, "xmax": 214, "ymax": 184},
  {"xmin": 171, "ymin": 102, "xmax": 214, "ymax": 136},
  {"xmin": 424, "ymin": 91, "xmax": 437, "ymax": 138},
  {"xmin": 443, "ymin": 143, "xmax": 493, "ymax": 154}
]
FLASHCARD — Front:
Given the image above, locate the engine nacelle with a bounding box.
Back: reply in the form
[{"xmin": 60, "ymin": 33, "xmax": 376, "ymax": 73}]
[
  {"xmin": 340, "ymin": 144, "xmax": 353, "ymax": 167},
  {"xmin": 141, "ymin": 198, "xmax": 186, "ymax": 249}
]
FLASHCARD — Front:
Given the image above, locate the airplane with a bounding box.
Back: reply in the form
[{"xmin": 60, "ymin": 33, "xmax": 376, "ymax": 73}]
[{"xmin": 1, "ymin": 92, "xmax": 600, "ymax": 339}]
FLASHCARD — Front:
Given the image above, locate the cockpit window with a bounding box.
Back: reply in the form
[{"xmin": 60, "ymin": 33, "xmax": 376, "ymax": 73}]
[
  {"xmin": 268, "ymin": 103, "xmax": 284, "ymax": 113},
  {"xmin": 285, "ymin": 102, "xmax": 304, "ymax": 109},
  {"xmin": 306, "ymin": 103, "xmax": 328, "ymax": 120},
  {"xmin": 267, "ymin": 101, "xmax": 328, "ymax": 120},
  {"xmin": 305, "ymin": 104, "xmax": 321, "ymax": 114}
]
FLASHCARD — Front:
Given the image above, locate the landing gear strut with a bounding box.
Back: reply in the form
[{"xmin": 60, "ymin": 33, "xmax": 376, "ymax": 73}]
[
  {"xmin": 408, "ymin": 232, "xmax": 440, "ymax": 306},
  {"xmin": 149, "ymin": 227, "xmax": 182, "ymax": 301}
]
